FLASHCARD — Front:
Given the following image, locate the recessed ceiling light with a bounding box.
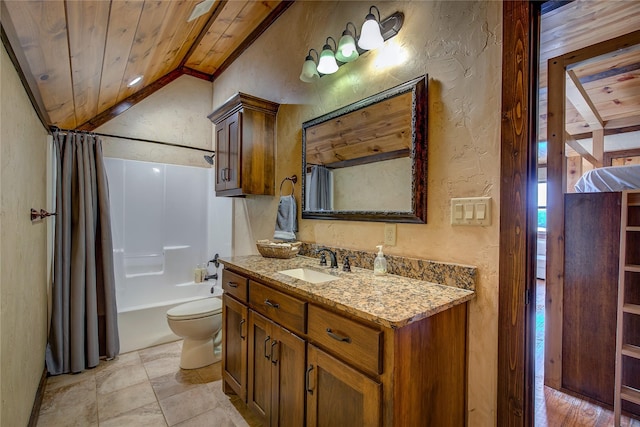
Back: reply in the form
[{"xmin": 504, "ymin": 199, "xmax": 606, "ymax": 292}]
[
  {"xmin": 188, "ymin": 0, "xmax": 215, "ymax": 22},
  {"xmin": 127, "ymin": 76, "xmax": 143, "ymax": 87}
]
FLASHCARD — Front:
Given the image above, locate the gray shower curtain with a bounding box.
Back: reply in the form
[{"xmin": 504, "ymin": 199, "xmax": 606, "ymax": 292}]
[
  {"xmin": 309, "ymin": 165, "xmax": 332, "ymax": 211},
  {"xmin": 46, "ymin": 131, "xmax": 119, "ymax": 375}
]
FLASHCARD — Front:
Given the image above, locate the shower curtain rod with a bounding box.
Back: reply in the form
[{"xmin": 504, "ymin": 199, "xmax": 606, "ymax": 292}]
[{"xmin": 50, "ymin": 126, "xmax": 213, "ymax": 154}]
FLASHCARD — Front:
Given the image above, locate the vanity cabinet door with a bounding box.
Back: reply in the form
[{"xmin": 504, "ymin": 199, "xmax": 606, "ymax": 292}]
[
  {"xmin": 222, "ymin": 294, "xmax": 248, "ymax": 401},
  {"xmin": 248, "ymin": 310, "xmax": 306, "ymax": 427},
  {"xmin": 306, "ymin": 344, "xmax": 381, "ymax": 427}
]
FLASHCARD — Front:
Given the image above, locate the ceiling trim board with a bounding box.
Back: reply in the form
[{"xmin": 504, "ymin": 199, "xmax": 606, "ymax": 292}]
[
  {"xmin": 211, "ymin": 0, "xmax": 294, "ymax": 80},
  {"xmin": 180, "ymin": 66, "xmax": 213, "ymax": 81},
  {"xmin": 76, "ymin": 68, "xmax": 183, "ymax": 131}
]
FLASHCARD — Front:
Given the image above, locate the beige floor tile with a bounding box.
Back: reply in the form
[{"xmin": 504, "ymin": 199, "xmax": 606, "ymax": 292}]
[
  {"xmin": 159, "ymin": 384, "xmax": 219, "ymax": 426},
  {"xmin": 195, "ymin": 362, "xmax": 222, "ymax": 383},
  {"xmin": 208, "ymin": 382, "xmax": 261, "ymax": 427},
  {"xmin": 143, "ymin": 354, "xmax": 182, "ymax": 379},
  {"xmin": 96, "ymin": 363, "xmax": 149, "ymax": 395},
  {"xmin": 99, "ymin": 401, "xmax": 168, "ymax": 427},
  {"xmin": 98, "ymin": 380, "xmax": 157, "ymax": 422},
  {"xmin": 38, "ymin": 376, "xmax": 98, "ymax": 426},
  {"xmin": 174, "ymin": 406, "xmax": 236, "ymax": 427},
  {"xmin": 139, "ymin": 341, "xmax": 182, "ymax": 363},
  {"xmin": 44, "ymin": 369, "xmax": 96, "ymax": 392},
  {"xmin": 150, "ymin": 368, "xmax": 204, "ymax": 400}
]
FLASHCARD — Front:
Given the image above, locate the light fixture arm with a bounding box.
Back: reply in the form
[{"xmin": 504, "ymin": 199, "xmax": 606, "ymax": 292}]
[
  {"xmin": 344, "ymin": 21, "xmax": 358, "ymax": 39},
  {"xmin": 324, "ymin": 36, "xmax": 337, "ymax": 52},
  {"xmin": 367, "ymin": 5, "xmax": 381, "ymax": 22},
  {"xmin": 305, "ymin": 48, "xmax": 319, "ymax": 62}
]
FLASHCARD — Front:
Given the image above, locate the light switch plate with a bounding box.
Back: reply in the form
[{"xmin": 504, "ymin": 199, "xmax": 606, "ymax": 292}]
[{"xmin": 451, "ymin": 197, "xmax": 492, "ymax": 226}]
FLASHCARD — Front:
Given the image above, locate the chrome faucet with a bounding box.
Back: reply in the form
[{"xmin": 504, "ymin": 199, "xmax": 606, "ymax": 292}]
[{"xmin": 315, "ymin": 247, "xmax": 338, "ymax": 268}]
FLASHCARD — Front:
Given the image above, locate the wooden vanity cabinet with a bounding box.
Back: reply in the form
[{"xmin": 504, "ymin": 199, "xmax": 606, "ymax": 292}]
[
  {"xmin": 221, "ymin": 266, "xmax": 468, "ymax": 427},
  {"xmin": 208, "ymin": 93, "xmax": 279, "ymax": 197},
  {"xmin": 247, "ymin": 310, "xmax": 306, "ymax": 427}
]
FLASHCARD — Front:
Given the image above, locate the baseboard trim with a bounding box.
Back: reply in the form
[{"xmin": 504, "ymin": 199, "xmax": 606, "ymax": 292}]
[{"xmin": 28, "ymin": 367, "xmax": 47, "ymax": 427}]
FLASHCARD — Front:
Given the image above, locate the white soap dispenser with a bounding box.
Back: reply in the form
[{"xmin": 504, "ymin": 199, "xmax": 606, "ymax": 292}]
[{"xmin": 374, "ymin": 245, "xmax": 388, "ymax": 276}]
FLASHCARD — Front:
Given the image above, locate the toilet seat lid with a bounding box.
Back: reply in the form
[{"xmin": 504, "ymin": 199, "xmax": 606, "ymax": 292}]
[{"xmin": 167, "ymin": 297, "xmax": 222, "ymax": 320}]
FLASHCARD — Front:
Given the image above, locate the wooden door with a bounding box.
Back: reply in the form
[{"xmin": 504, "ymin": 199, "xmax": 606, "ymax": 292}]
[
  {"xmin": 247, "ymin": 310, "xmax": 273, "ymax": 425},
  {"xmin": 271, "ymin": 322, "xmax": 306, "ymax": 427},
  {"xmin": 306, "ymin": 344, "xmax": 381, "ymax": 427},
  {"xmin": 222, "ymin": 294, "xmax": 248, "ymax": 401}
]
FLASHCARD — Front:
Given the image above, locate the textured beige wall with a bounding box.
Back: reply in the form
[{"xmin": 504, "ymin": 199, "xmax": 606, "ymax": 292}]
[
  {"xmin": 213, "ymin": 1, "xmax": 501, "ymax": 424},
  {"xmin": 97, "ymin": 74, "xmax": 213, "ymax": 167},
  {"xmin": 1, "ymin": 45, "xmax": 49, "ymax": 426}
]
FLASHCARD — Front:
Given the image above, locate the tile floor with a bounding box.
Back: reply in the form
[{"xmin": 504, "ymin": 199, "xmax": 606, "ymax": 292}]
[{"xmin": 36, "ymin": 341, "xmax": 262, "ymax": 426}]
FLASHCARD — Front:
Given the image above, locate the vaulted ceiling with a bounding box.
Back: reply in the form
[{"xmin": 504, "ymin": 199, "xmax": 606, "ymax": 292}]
[
  {"xmin": 1, "ymin": 0, "xmax": 639, "ymax": 140},
  {"xmin": 1, "ymin": 0, "xmax": 291, "ymax": 130}
]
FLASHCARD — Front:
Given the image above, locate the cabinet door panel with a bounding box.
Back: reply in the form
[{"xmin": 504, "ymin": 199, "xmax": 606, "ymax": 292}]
[
  {"xmin": 272, "ymin": 326, "xmax": 306, "ymax": 427},
  {"xmin": 215, "ymin": 121, "xmax": 229, "ymax": 192},
  {"xmin": 248, "ymin": 311, "xmax": 272, "ymax": 425},
  {"xmin": 307, "ymin": 344, "xmax": 381, "ymax": 427},
  {"xmin": 222, "ymin": 294, "xmax": 248, "ymax": 401},
  {"xmin": 227, "ymin": 112, "xmax": 241, "ymax": 190}
]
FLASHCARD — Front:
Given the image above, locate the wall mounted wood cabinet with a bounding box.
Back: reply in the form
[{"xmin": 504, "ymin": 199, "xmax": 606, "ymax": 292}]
[{"xmin": 208, "ymin": 93, "xmax": 279, "ymax": 197}]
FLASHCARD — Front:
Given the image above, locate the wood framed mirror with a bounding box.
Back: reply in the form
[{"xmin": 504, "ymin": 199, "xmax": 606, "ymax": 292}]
[{"xmin": 301, "ymin": 75, "xmax": 428, "ymax": 223}]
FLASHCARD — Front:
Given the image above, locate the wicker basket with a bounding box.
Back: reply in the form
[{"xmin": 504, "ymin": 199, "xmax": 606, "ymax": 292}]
[{"xmin": 256, "ymin": 240, "xmax": 301, "ymax": 259}]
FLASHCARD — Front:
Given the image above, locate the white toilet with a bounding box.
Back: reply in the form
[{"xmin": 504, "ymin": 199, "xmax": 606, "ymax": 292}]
[{"xmin": 166, "ymin": 297, "xmax": 223, "ymax": 369}]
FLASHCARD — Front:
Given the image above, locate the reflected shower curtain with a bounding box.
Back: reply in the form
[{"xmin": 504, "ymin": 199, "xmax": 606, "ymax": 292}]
[
  {"xmin": 46, "ymin": 131, "xmax": 119, "ymax": 375},
  {"xmin": 309, "ymin": 165, "xmax": 332, "ymax": 211}
]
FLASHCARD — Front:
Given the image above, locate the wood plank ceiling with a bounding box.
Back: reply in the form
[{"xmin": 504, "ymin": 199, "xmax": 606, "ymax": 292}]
[
  {"xmin": 538, "ymin": 1, "xmax": 640, "ymax": 143},
  {"xmin": 1, "ymin": 0, "xmax": 290, "ymax": 130},
  {"xmin": 1, "ymin": 0, "xmax": 639, "ymax": 138}
]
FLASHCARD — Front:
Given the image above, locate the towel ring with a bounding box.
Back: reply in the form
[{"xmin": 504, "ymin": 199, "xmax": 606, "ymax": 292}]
[{"xmin": 279, "ymin": 175, "xmax": 297, "ymax": 196}]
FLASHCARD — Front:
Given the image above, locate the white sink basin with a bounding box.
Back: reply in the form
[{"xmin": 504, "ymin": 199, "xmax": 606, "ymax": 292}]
[{"xmin": 278, "ymin": 268, "xmax": 337, "ymax": 284}]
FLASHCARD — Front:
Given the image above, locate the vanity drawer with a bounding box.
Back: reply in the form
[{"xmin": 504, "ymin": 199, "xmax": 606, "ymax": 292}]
[
  {"xmin": 249, "ymin": 281, "xmax": 307, "ymax": 335},
  {"xmin": 222, "ymin": 269, "xmax": 249, "ymax": 302},
  {"xmin": 307, "ymin": 305, "xmax": 382, "ymax": 376}
]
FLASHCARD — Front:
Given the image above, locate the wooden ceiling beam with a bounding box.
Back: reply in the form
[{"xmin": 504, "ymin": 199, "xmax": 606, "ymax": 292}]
[
  {"xmin": 565, "ymin": 69, "xmax": 604, "ymax": 130},
  {"xmin": 565, "ymin": 131, "xmax": 602, "ymax": 167},
  {"xmin": 211, "ymin": 0, "xmax": 294, "ymax": 80},
  {"xmin": 76, "ymin": 69, "xmax": 183, "ymax": 131}
]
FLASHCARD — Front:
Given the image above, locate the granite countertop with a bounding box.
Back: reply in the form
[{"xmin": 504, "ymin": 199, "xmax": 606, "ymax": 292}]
[{"xmin": 220, "ymin": 255, "xmax": 475, "ymax": 329}]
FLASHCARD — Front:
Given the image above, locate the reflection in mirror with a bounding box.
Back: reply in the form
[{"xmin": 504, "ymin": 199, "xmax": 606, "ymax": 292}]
[{"xmin": 302, "ymin": 75, "xmax": 427, "ymax": 223}]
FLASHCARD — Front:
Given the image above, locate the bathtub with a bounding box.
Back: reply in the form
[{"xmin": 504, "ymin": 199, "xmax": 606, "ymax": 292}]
[{"xmin": 117, "ymin": 281, "xmax": 223, "ymax": 354}]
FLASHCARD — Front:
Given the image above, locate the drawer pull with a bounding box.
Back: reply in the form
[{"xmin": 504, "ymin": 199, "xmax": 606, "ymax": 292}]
[
  {"xmin": 264, "ymin": 299, "xmax": 280, "ymax": 309},
  {"xmin": 326, "ymin": 328, "xmax": 351, "ymax": 343},
  {"xmin": 306, "ymin": 365, "xmax": 314, "ymax": 394},
  {"xmin": 270, "ymin": 340, "xmax": 278, "ymax": 365},
  {"xmin": 239, "ymin": 319, "xmax": 246, "ymax": 340},
  {"xmin": 226, "ymin": 281, "xmax": 238, "ymax": 288},
  {"xmin": 264, "ymin": 336, "xmax": 271, "ymax": 360}
]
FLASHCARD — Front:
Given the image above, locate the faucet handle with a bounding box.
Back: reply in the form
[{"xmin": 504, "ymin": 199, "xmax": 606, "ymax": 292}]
[
  {"xmin": 342, "ymin": 256, "xmax": 353, "ymax": 272},
  {"xmin": 318, "ymin": 252, "xmax": 327, "ymax": 266}
]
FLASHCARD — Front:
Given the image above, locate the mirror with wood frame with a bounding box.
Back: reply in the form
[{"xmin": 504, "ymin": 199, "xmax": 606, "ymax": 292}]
[{"xmin": 301, "ymin": 75, "xmax": 428, "ymax": 223}]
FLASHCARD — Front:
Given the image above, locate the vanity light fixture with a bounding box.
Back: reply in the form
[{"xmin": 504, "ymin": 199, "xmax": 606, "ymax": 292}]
[
  {"xmin": 317, "ymin": 37, "xmax": 339, "ymax": 74},
  {"xmin": 358, "ymin": 6, "xmax": 384, "ymax": 50},
  {"xmin": 299, "ymin": 5, "xmax": 404, "ymax": 83},
  {"xmin": 300, "ymin": 49, "xmax": 320, "ymax": 82},
  {"xmin": 335, "ymin": 22, "xmax": 359, "ymax": 63}
]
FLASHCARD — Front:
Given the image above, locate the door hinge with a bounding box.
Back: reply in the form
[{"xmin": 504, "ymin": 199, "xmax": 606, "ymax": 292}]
[{"xmin": 525, "ymin": 288, "xmax": 531, "ymax": 305}]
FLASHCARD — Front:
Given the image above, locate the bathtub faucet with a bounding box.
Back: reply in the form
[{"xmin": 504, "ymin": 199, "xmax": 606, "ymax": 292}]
[{"xmin": 204, "ymin": 273, "xmax": 218, "ymax": 281}]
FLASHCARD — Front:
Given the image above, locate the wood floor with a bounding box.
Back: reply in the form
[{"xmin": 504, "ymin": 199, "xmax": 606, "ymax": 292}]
[{"xmin": 535, "ymin": 280, "xmax": 640, "ymax": 426}]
